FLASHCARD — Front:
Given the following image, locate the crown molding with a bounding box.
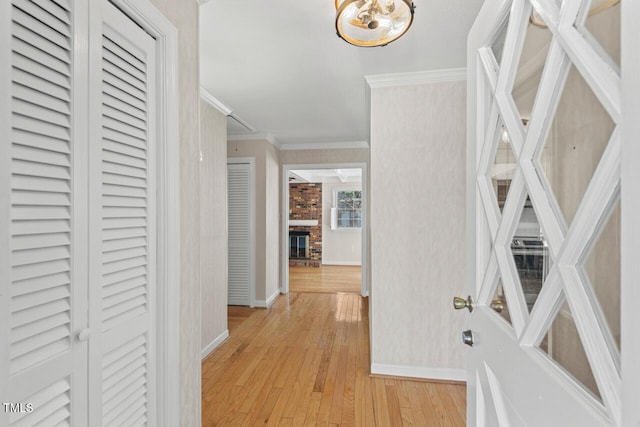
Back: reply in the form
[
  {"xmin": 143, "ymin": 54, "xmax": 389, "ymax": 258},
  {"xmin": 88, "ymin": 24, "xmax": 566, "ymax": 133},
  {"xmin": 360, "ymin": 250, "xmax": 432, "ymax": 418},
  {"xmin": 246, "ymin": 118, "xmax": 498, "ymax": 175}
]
[
  {"xmin": 279, "ymin": 140, "xmax": 370, "ymax": 151},
  {"xmin": 227, "ymin": 133, "xmax": 282, "ymax": 149},
  {"xmin": 197, "ymin": 0, "xmax": 212, "ymax": 5},
  {"xmin": 199, "ymin": 87, "xmax": 232, "ymax": 116},
  {"xmin": 365, "ymin": 68, "xmax": 467, "ymax": 88}
]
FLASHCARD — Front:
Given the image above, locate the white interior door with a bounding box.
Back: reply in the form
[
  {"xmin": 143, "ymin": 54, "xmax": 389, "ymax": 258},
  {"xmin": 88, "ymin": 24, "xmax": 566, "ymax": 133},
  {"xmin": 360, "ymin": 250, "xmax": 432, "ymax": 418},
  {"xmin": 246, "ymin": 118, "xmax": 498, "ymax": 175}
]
[
  {"xmin": 227, "ymin": 161, "xmax": 254, "ymax": 306},
  {"xmin": 466, "ymin": 0, "xmax": 627, "ymax": 425},
  {"xmin": 2, "ymin": 0, "xmax": 86, "ymax": 425},
  {"xmin": 88, "ymin": 1, "xmax": 157, "ymax": 425}
]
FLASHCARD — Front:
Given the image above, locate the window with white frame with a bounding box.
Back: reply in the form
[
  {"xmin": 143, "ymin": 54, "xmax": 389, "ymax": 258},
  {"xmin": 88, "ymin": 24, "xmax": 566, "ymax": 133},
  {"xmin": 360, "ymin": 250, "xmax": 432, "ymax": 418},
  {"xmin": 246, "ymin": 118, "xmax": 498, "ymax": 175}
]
[{"xmin": 333, "ymin": 189, "xmax": 362, "ymax": 229}]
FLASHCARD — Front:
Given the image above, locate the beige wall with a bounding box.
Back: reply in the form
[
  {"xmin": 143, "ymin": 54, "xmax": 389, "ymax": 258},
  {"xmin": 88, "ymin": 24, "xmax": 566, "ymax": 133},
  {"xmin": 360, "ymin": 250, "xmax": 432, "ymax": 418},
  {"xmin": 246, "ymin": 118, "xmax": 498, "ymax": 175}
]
[
  {"xmin": 146, "ymin": 0, "xmax": 202, "ymax": 425},
  {"xmin": 280, "ymin": 148, "xmax": 369, "ymax": 165},
  {"xmin": 228, "ymin": 139, "xmax": 281, "ymax": 304},
  {"xmin": 369, "ymin": 80, "xmax": 467, "ymax": 377},
  {"xmin": 321, "ymin": 180, "xmax": 362, "ymax": 265},
  {"xmin": 200, "ymin": 100, "xmax": 228, "ymax": 355}
]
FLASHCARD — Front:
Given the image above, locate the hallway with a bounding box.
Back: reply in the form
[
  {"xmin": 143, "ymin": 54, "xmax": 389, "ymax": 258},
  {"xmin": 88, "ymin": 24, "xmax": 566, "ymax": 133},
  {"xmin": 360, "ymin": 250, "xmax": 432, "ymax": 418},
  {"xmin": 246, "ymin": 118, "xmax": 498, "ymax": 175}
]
[{"xmin": 201, "ymin": 293, "xmax": 466, "ymax": 426}]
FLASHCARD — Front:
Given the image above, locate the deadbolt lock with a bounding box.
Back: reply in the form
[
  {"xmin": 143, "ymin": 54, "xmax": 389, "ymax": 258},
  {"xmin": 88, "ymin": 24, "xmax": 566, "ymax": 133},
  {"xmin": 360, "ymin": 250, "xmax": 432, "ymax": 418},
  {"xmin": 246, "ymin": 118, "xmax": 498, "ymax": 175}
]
[{"xmin": 453, "ymin": 295, "xmax": 473, "ymax": 313}]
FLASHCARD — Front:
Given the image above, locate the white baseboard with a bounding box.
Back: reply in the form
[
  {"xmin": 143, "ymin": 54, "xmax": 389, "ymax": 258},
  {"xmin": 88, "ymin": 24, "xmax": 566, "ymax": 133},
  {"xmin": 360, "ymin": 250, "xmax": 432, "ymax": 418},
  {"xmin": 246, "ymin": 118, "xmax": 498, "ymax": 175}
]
[
  {"xmin": 371, "ymin": 363, "xmax": 466, "ymax": 382},
  {"xmin": 321, "ymin": 261, "xmax": 362, "ymax": 266},
  {"xmin": 201, "ymin": 329, "xmax": 229, "ymax": 361},
  {"xmin": 254, "ymin": 289, "xmax": 281, "ymax": 308}
]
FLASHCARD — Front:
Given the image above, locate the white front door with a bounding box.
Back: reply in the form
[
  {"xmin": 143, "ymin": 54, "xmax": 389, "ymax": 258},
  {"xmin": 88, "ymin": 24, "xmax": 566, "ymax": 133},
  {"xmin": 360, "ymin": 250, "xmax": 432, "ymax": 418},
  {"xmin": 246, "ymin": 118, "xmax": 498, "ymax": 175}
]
[{"xmin": 465, "ymin": 1, "xmax": 633, "ymax": 425}]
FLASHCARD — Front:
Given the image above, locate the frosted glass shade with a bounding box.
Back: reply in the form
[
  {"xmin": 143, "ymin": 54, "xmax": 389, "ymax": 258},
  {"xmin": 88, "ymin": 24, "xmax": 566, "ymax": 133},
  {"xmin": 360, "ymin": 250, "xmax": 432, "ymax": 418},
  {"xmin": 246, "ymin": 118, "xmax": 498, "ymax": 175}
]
[{"xmin": 335, "ymin": 0, "xmax": 415, "ymax": 47}]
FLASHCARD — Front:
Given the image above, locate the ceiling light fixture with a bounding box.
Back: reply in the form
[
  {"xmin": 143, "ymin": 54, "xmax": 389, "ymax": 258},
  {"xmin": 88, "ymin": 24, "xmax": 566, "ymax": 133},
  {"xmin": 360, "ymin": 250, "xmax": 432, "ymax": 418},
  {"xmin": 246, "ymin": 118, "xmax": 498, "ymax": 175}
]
[{"xmin": 335, "ymin": 0, "xmax": 415, "ymax": 47}]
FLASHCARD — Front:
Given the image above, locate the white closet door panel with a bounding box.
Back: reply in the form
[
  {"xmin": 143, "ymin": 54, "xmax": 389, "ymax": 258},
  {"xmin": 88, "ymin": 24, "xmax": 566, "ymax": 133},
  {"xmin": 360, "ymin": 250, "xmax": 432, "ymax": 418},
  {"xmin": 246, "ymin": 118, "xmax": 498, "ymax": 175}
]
[
  {"xmin": 88, "ymin": 1, "xmax": 156, "ymax": 424},
  {"xmin": 227, "ymin": 163, "xmax": 252, "ymax": 306},
  {"xmin": 4, "ymin": 0, "xmax": 78, "ymax": 425}
]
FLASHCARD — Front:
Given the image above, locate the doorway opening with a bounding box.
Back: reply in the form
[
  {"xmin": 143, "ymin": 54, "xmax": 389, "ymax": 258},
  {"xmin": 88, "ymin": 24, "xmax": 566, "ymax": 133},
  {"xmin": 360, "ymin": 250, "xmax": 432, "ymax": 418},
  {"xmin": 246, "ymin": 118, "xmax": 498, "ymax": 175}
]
[{"xmin": 281, "ymin": 164, "xmax": 368, "ymax": 296}]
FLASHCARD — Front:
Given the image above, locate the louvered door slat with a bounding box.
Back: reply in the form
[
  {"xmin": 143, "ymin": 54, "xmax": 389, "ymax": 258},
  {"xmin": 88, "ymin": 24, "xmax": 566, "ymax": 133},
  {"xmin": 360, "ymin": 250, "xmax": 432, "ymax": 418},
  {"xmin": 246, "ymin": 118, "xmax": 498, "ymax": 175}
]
[
  {"xmin": 103, "ymin": 52, "xmax": 146, "ymax": 93},
  {"xmin": 12, "ymin": 67, "xmax": 70, "ymax": 101},
  {"xmin": 13, "ymin": 82, "xmax": 70, "ymax": 115},
  {"xmin": 12, "ymin": 190, "xmax": 69, "ymax": 206},
  {"xmin": 103, "ymin": 276, "xmax": 146, "ymax": 299},
  {"xmin": 10, "ymin": 271, "xmax": 70, "ymax": 296},
  {"xmin": 103, "ymin": 266, "xmax": 146, "ymax": 288},
  {"xmin": 102, "ymin": 36, "xmax": 145, "ymax": 73},
  {"xmin": 13, "ymin": 0, "xmax": 70, "ymax": 36},
  {"xmin": 103, "ymin": 236, "xmax": 146, "ymax": 252},
  {"xmin": 13, "ymin": 113, "xmax": 70, "ymax": 140},
  {"xmin": 28, "ymin": 0, "xmax": 71, "ymax": 25},
  {"xmin": 103, "ymin": 82, "xmax": 146, "ymax": 112},
  {"xmin": 102, "ymin": 116, "xmax": 147, "ymax": 140},
  {"xmin": 103, "ymin": 161, "xmax": 146, "ymax": 179},
  {"xmin": 13, "ymin": 162, "xmax": 70, "ymax": 182},
  {"xmin": 103, "ymin": 206, "xmax": 146, "ymax": 218},
  {"xmin": 12, "ymin": 98, "xmax": 70, "ymax": 129},
  {"xmin": 102, "ymin": 71, "xmax": 146, "ymax": 102},
  {"xmin": 13, "ymin": 8, "xmax": 70, "ymax": 49},
  {"xmin": 6, "ymin": 2, "xmax": 75, "ymax": 425},
  {"xmin": 12, "ymin": 206, "xmax": 70, "ymax": 221}
]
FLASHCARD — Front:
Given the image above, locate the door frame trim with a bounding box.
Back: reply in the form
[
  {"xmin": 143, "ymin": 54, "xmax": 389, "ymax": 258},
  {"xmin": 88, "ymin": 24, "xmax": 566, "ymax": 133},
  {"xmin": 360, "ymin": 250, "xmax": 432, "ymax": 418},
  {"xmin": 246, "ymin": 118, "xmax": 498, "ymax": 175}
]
[
  {"xmin": 108, "ymin": 1, "xmax": 180, "ymax": 426},
  {"xmin": 621, "ymin": 1, "xmax": 640, "ymax": 424},
  {"xmin": 281, "ymin": 162, "xmax": 369, "ymax": 297}
]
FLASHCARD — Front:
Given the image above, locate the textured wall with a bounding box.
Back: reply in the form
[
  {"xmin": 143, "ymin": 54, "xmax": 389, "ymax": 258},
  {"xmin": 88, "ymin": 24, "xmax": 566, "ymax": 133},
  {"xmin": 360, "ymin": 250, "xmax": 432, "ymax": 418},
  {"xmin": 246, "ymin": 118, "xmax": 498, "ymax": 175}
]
[
  {"xmin": 280, "ymin": 148, "xmax": 369, "ymax": 165},
  {"xmin": 146, "ymin": 0, "xmax": 202, "ymax": 425},
  {"xmin": 228, "ymin": 140, "xmax": 280, "ymax": 304},
  {"xmin": 322, "ymin": 181, "xmax": 362, "ymax": 265},
  {"xmin": 369, "ymin": 80, "xmax": 467, "ymax": 376},
  {"xmin": 199, "ymin": 100, "xmax": 228, "ymax": 355}
]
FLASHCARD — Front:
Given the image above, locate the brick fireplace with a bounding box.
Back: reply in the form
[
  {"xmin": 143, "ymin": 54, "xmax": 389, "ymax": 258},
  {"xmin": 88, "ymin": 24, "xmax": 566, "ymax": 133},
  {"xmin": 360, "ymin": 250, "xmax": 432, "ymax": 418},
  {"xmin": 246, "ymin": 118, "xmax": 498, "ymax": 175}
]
[{"xmin": 289, "ymin": 183, "xmax": 322, "ymax": 267}]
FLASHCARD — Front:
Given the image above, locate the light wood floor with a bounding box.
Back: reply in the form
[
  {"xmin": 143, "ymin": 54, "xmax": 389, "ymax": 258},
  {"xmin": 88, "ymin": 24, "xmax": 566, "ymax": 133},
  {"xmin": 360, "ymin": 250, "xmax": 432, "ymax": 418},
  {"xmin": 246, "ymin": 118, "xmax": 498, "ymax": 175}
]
[
  {"xmin": 289, "ymin": 265, "xmax": 362, "ymax": 294},
  {"xmin": 202, "ymin": 293, "xmax": 466, "ymax": 426}
]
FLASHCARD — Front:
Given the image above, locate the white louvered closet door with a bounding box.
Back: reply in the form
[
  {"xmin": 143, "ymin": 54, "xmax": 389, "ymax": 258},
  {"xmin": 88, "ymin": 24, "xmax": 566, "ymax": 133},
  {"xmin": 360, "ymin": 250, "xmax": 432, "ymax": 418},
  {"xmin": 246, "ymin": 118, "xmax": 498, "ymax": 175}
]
[
  {"xmin": 2, "ymin": 0, "xmax": 159, "ymax": 425},
  {"xmin": 2, "ymin": 0, "xmax": 85, "ymax": 425},
  {"xmin": 227, "ymin": 163, "xmax": 252, "ymax": 306},
  {"xmin": 88, "ymin": 1, "xmax": 157, "ymax": 425}
]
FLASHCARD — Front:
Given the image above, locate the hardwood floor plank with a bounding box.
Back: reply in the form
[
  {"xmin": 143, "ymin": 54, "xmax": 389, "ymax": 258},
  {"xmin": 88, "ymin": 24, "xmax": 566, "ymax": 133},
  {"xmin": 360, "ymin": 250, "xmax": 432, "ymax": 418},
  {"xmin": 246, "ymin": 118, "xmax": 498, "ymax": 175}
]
[
  {"xmin": 289, "ymin": 265, "xmax": 361, "ymax": 294},
  {"xmin": 202, "ymin": 293, "xmax": 466, "ymax": 426}
]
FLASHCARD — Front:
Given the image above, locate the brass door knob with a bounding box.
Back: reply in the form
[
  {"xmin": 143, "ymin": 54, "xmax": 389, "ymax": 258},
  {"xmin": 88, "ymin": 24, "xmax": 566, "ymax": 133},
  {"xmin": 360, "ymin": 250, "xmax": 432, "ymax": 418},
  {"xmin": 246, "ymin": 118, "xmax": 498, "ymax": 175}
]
[
  {"xmin": 490, "ymin": 299, "xmax": 505, "ymax": 313},
  {"xmin": 453, "ymin": 295, "xmax": 473, "ymax": 312}
]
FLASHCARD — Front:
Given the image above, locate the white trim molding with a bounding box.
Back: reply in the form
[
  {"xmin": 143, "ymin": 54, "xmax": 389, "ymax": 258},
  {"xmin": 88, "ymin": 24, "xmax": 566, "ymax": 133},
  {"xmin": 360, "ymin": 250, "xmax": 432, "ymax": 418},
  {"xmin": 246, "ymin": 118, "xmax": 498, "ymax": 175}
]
[
  {"xmin": 365, "ymin": 68, "xmax": 467, "ymax": 88},
  {"xmin": 201, "ymin": 329, "xmax": 229, "ymax": 360},
  {"xmin": 255, "ymin": 289, "xmax": 281, "ymax": 308},
  {"xmin": 279, "ymin": 140, "xmax": 369, "ymax": 151},
  {"xmin": 282, "ymin": 163, "xmax": 369, "ymax": 298},
  {"xmin": 228, "ymin": 132, "xmax": 281, "ymax": 148},
  {"xmin": 371, "ymin": 364, "xmax": 467, "ymax": 382},
  {"xmin": 200, "ymin": 87, "xmax": 232, "ymax": 116}
]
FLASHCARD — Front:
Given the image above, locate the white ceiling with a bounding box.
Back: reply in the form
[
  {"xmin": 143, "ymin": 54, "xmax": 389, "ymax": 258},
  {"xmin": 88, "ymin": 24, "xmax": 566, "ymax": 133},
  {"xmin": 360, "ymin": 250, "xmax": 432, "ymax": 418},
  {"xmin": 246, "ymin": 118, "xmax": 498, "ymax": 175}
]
[{"xmin": 199, "ymin": 0, "xmax": 483, "ymax": 147}]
